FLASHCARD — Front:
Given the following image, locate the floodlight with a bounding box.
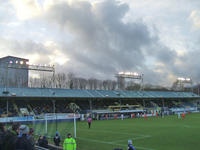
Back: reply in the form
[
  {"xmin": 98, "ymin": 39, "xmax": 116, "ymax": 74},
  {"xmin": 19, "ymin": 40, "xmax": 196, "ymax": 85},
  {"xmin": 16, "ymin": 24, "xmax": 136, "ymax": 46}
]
[
  {"xmin": 186, "ymin": 78, "xmax": 191, "ymax": 81},
  {"xmin": 115, "ymin": 71, "xmax": 144, "ymax": 91},
  {"xmin": 177, "ymin": 77, "xmax": 192, "ymax": 82},
  {"xmin": 177, "ymin": 77, "xmax": 185, "ymax": 81}
]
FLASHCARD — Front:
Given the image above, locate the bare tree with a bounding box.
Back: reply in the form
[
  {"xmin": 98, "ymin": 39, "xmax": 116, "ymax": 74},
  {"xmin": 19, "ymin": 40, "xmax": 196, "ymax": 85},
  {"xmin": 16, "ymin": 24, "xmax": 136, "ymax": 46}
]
[
  {"xmin": 40, "ymin": 76, "xmax": 48, "ymax": 88},
  {"xmin": 55, "ymin": 73, "xmax": 66, "ymax": 88},
  {"xmin": 73, "ymin": 78, "xmax": 79, "ymax": 89},
  {"xmin": 117, "ymin": 77, "xmax": 125, "ymax": 90},
  {"xmin": 97, "ymin": 80, "xmax": 103, "ymax": 90},
  {"xmin": 93, "ymin": 78, "xmax": 98, "ymax": 90},
  {"xmin": 67, "ymin": 72, "xmax": 75, "ymax": 89},
  {"xmin": 87, "ymin": 78, "xmax": 98, "ymax": 90},
  {"xmin": 88, "ymin": 78, "xmax": 94, "ymax": 90},
  {"xmin": 102, "ymin": 80, "xmax": 108, "ymax": 90},
  {"xmin": 78, "ymin": 78, "xmax": 87, "ymax": 89},
  {"xmin": 111, "ymin": 80, "xmax": 117, "ymax": 90}
]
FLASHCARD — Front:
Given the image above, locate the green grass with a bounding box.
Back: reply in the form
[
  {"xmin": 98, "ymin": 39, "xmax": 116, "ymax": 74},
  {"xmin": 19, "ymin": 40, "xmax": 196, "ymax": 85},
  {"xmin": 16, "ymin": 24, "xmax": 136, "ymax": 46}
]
[{"xmin": 32, "ymin": 113, "xmax": 200, "ymax": 150}]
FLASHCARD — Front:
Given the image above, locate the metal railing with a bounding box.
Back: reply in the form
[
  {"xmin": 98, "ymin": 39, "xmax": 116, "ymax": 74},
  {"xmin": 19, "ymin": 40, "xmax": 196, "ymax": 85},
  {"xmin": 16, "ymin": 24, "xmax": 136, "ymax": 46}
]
[
  {"xmin": 35, "ymin": 145, "xmax": 49, "ymax": 150},
  {"xmin": 35, "ymin": 144, "xmax": 63, "ymax": 150}
]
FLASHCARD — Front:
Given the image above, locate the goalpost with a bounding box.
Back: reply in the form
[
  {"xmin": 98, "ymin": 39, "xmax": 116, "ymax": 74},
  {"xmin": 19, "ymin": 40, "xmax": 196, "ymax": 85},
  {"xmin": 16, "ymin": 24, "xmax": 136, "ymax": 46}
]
[{"xmin": 33, "ymin": 113, "xmax": 78, "ymax": 139}]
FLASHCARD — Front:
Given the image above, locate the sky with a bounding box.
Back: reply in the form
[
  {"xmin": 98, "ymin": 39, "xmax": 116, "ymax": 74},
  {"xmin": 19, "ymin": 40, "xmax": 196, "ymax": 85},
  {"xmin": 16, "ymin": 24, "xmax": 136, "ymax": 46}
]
[{"xmin": 0, "ymin": 0, "xmax": 200, "ymax": 86}]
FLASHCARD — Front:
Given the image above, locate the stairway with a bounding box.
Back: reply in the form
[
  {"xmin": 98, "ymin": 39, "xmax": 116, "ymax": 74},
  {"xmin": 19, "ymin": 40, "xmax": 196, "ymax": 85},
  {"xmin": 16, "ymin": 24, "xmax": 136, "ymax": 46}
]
[
  {"xmin": 12, "ymin": 101, "xmax": 21, "ymax": 116},
  {"xmin": 150, "ymin": 101, "xmax": 158, "ymax": 107},
  {"xmin": 27, "ymin": 104, "xmax": 35, "ymax": 116}
]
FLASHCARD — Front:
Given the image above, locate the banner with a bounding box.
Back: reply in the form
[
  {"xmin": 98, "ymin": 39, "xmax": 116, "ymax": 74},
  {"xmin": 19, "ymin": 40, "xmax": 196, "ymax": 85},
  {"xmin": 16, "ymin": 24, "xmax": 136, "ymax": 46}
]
[
  {"xmin": 0, "ymin": 116, "xmax": 34, "ymax": 123},
  {"xmin": 44, "ymin": 113, "xmax": 80, "ymax": 120},
  {"xmin": 0, "ymin": 113, "xmax": 80, "ymax": 123}
]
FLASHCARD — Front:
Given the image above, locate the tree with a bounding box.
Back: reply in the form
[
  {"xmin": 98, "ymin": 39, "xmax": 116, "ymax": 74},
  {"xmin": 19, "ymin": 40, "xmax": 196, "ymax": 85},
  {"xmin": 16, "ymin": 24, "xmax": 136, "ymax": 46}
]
[
  {"xmin": 78, "ymin": 78, "xmax": 87, "ymax": 89},
  {"xmin": 126, "ymin": 83, "xmax": 141, "ymax": 90},
  {"xmin": 88, "ymin": 78, "xmax": 98, "ymax": 90},
  {"xmin": 55, "ymin": 73, "xmax": 66, "ymax": 88},
  {"xmin": 111, "ymin": 80, "xmax": 117, "ymax": 90},
  {"xmin": 67, "ymin": 72, "xmax": 75, "ymax": 89}
]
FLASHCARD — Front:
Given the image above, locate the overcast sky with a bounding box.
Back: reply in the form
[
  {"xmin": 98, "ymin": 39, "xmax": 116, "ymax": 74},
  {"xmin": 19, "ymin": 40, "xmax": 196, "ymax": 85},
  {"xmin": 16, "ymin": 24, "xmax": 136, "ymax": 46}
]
[{"xmin": 0, "ymin": 0, "xmax": 200, "ymax": 86}]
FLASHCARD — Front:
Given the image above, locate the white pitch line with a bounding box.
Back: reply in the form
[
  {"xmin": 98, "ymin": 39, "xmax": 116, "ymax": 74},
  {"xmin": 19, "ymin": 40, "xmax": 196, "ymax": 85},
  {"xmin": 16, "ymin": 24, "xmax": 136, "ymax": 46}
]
[
  {"xmin": 110, "ymin": 135, "xmax": 152, "ymax": 143},
  {"xmin": 182, "ymin": 125, "xmax": 191, "ymax": 128},
  {"xmin": 191, "ymin": 117, "xmax": 200, "ymax": 119},
  {"xmin": 78, "ymin": 128, "xmax": 151, "ymax": 137},
  {"xmin": 77, "ymin": 136, "xmax": 155, "ymax": 150}
]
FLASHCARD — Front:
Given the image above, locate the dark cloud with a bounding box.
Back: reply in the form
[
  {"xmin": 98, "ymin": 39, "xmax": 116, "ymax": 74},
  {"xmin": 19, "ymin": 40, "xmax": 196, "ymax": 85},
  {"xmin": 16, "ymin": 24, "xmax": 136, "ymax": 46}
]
[
  {"xmin": 0, "ymin": 38, "xmax": 51, "ymax": 64},
  {"xmin": 44, "ymin": 0, "xmax": 165, "ymax": 81},
  {"xmin": 3, "ymin": 0, "xmax": 199, "ymax": 86},
  {"xmin": 180, "ymin": 50, "xmax": 200, "ymax": 82}
]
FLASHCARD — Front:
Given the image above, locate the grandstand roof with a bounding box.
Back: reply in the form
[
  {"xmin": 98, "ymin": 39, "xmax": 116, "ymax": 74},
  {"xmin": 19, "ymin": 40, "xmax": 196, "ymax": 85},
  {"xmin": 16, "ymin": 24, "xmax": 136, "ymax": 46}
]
[
  {"xmin": 0, "ymin": 56, "xmax": 29, "ymax": 61},
  {"xmin": 0, "ymin": 87, "xmax": 199, "ymax": 99}
]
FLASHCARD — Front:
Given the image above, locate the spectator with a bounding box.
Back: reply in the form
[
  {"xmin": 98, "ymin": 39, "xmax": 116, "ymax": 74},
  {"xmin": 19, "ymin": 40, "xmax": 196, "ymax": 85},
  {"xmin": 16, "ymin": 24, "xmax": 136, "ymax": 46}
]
[
  {"xmin": 0, "ymin": 123, "xmax": 6, "ymax": 150},
  {"xmin": 16, "ymin": 125, "xmax": 34, "ymax": 150},
  {"xmin": 37, "ymin": 136, "xmax": 43, "ymax": 147},
  {"xmin": 54, "ymin": 131, "xmax": 61, "ymax": 146},
  {"xmin": 3, "ymin": 122, "xmax": 20, "ymax": 150},
  {"xmin": 128, "ymin": 140, "xmax": 136, "ymax": 150},
  {"xmin": 41, "ymin": 136, "xmax": 48, "ymax": 148},
  {"xmin": 63, "ymin": 133, "xmax": 76, "ymax": 150},
  {"xmin": 28, "ymin": 128, "xmax": 35, "ymax": 149}
]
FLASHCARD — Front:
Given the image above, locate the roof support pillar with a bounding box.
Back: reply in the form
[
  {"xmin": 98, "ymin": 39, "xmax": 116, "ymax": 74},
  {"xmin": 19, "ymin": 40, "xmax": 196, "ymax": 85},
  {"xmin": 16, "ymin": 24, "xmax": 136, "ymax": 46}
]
[
  {"xmin": 6, "ymin": 99, "xmax": 8, "ymax": 116},
  {"xmin": 162, "ymin": 99, "xmax": 165, "ymax": 108},
  {"xmin": 143, "ymin": 99, "xmax": 145, "ymax": 108},
  {"xmin": 89, "ymin": 100, "xmax": 92, "ymax": 110}
]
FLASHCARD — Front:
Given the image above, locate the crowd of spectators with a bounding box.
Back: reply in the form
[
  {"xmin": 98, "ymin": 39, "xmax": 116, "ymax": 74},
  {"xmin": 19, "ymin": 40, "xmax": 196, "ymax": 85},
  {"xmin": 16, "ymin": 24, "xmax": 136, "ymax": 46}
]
[
  {"xmin": 0, "ymin": 100, "xmax": 77, "ymax": 117},
  {"xmin": 0, "ymin": 102, "xmax": 18, "ymax": 117},
  {"xmin": 0, "ymin": 122, "xmax": 75, "ymax": 150},
  {"xmin": 0, "ymin": 122, "xmax": 36, "ymax": 150},
  {"xmin": 0, "ymin": 99, "xmax": 196, "ymax": 117}
]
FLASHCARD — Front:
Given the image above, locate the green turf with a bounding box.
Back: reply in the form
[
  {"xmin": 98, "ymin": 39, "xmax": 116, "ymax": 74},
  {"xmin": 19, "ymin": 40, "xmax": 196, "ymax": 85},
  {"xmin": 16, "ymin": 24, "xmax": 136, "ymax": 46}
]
[{"xmin": 32, "ymin": 113, "xmax": 200, "ymax": 150}]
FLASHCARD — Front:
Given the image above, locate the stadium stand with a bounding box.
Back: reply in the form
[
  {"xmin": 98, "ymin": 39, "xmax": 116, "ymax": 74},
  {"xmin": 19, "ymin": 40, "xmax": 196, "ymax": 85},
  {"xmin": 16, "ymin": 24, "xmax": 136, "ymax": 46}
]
[
  {"xmin": 0, "ymin": 87, "xmax": 199, "ymax": 116},
  {"xmin": 0, "ymin": 87, "xmax": 199, "ymax": 98}
]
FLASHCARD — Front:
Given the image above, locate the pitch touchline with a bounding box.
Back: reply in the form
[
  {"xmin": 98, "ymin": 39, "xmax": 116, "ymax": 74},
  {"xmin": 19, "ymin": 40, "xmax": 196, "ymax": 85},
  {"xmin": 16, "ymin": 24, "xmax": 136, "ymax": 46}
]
[
  {"xmin": 110, "ymin": 135, "xmax": 152, "ymax": 143},
  {"xmin": 77, "ymin": 136, "xmax": 155, "ymax": 150}
]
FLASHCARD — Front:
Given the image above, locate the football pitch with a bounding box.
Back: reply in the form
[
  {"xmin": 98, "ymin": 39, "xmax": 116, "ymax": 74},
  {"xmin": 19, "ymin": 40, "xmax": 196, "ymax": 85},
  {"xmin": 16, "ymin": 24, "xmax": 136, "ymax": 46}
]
[{"xmin": 34, "ymin": 113, "xmax": 200, "ymax": 150}]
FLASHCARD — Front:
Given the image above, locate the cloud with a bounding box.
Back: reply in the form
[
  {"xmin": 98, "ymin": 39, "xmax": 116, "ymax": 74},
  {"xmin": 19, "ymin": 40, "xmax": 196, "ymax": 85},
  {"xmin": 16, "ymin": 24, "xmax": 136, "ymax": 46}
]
[
  {"xmin": 190, "ymin": 10, "xmax": 200, "ymax": 29},
  {"xmin": 0, "ymin": 38, "xmax": 67, "ymax": 66},
  {"xmin": 2, "ymin": 0, "xmax": 200, "ymax": 86},
  {"xmin": 0, "ymin": 1, "xmax": 16, "ymax": 24},
  {"xmin": 11, "ymin": 0, "xmax": 42, "ymax": 20},
  {"xmin": 43, "ymin": 0, "xmax": 158, "ymax": 78}
]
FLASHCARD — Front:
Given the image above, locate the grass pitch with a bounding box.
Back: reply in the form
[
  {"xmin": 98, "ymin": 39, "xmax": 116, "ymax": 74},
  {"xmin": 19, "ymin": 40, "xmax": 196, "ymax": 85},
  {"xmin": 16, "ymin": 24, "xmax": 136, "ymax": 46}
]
[{"xmin": 33, "ymin": 113, "xmax": 200, "ymax": 150}]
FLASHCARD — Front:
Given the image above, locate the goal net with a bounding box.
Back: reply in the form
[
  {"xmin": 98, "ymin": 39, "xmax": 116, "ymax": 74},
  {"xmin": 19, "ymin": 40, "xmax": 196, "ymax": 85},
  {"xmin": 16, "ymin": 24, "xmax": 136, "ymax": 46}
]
[{"xmin": 32, "ymin": 113, "xmax": 78, "ymax": 140}]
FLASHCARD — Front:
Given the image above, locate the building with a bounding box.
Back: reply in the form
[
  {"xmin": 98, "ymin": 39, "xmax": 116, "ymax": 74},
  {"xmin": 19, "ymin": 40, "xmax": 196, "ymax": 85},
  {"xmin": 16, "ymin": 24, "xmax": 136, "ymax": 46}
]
[{"xmin": 0, "ymin": 56, "xmax": 29, "ymax": 88}]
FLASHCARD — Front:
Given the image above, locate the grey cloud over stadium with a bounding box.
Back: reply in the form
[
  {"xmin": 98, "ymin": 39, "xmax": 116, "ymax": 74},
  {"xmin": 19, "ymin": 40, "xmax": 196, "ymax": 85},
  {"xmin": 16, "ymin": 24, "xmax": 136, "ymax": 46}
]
[{"xmin": 0, "ymin": 0, "xmax": 200, "ymax": 86}]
